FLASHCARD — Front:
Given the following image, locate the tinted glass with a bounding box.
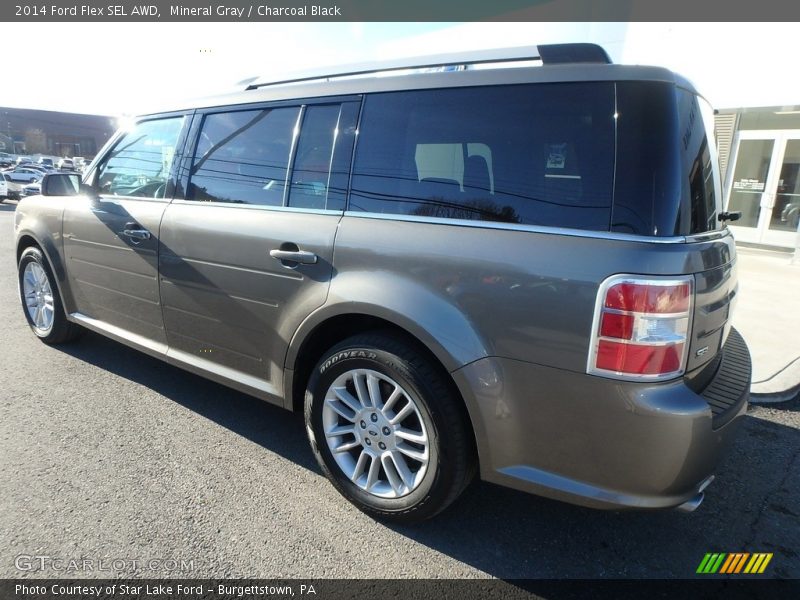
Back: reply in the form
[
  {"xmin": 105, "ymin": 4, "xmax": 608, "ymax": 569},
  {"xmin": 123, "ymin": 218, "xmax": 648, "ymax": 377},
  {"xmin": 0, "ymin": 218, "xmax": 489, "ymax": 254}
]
[
  {"xmin": 350, "ymin": 84, "xmax": 615, "ymax": 230},
  {"xmin": 613, "ymin": 81, "xmax": 682, "ymax": 236},
  {"xmin": 287, "ymin": 104, "xmax": 340, "ymax": 209},
  {"xmin": 680, "ymin": 91, "xmax": 721, "ymax": 234},
  {"xmin": 188, "ymin": 107, "xmax": 299, "ymax": 206},
  {"xmin": 96, "ymin": 117, "xmax": 183, "ymax": 198},
  {"xmin": 326, "ymin": 102, "xmax": 360, "ymax": 212}
]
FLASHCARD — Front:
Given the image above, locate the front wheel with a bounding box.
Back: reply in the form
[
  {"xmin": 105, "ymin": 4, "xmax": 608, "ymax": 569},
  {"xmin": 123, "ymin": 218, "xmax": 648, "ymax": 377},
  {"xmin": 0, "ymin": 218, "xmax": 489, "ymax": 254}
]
[
  {"xmin": 18, "ymin": 246, "xmax": 83, "ymax": 344},
  {"xmin": 305, "ymin": 332, "xmax": 475, "ymax": 522}
]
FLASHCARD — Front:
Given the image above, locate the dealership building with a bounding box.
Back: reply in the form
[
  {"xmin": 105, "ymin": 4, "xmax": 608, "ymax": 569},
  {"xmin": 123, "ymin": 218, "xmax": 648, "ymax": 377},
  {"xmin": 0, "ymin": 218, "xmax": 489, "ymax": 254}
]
[{"xmin": 0, "ymin": 107, "xmax": 114, "ymax": 161}]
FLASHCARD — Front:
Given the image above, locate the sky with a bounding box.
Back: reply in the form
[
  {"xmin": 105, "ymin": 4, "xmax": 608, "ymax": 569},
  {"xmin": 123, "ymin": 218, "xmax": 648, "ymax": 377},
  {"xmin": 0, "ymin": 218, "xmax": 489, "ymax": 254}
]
[{"xmin": 1, "ymin": 22, "xmax": 798, "ymax": 117}]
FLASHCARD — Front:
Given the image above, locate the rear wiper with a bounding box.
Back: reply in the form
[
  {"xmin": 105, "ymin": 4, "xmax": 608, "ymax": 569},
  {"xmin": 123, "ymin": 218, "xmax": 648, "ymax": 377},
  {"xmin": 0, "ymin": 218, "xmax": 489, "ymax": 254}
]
[{"xmin": 718, "ymin": 211, "xmax": 742, "ymax": 222}]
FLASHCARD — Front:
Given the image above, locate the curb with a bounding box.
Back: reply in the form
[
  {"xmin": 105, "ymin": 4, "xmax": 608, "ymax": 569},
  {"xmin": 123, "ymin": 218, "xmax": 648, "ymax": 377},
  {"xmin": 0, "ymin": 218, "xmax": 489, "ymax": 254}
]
[
  {"xmin": 750, "ymin": 384, "xmax": 800, "ymax": 404},
  {"xmin": 748, "ymin": 356, "xmax": 800, "ymax": 404}
]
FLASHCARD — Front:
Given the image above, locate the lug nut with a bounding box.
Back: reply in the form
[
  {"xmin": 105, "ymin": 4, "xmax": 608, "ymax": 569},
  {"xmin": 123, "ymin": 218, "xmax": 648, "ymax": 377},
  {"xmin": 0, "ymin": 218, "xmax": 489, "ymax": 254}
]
[
  {"xmin": 382, "ymin": 427, "xmax": 390, "ymax": 435},
  {"xmin": 370, "ymin": 414, "xmax": 378, "ymax": 422},
  {"xmin": 360, "ymin": 420, "xmax": 366, "ymax": 429},
  {"xmin": 378, "ymin": 442, "xmax": 386, "ymax": 450},
  {"xmin": 365, "ymin": 439, "xmax": 372, "ymax": 446}
]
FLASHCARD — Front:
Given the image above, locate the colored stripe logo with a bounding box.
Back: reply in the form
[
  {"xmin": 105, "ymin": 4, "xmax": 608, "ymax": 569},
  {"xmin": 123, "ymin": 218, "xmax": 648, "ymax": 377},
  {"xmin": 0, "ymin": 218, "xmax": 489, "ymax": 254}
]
[{"xmin": 696, "ymin": 552, "xmax": 773, "ymax": 574}]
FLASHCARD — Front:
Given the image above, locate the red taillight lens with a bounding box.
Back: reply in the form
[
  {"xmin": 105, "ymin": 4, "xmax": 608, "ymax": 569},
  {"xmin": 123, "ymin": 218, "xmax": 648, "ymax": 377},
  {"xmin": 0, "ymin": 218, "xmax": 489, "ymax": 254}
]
[
  {"xmin": 589, "ymin": 277, "xmax": 693, "ymax": 380},
  {"xmin": 596, "ymin": 340, "xmax": 684, "ymax": 375},
  {"xmin": 604, "ymin": 282, "xmax": 690, "ymax": 313},
  {"xmin": 599, "ymin": 312, "xmax": 634, "ymax": 339}
]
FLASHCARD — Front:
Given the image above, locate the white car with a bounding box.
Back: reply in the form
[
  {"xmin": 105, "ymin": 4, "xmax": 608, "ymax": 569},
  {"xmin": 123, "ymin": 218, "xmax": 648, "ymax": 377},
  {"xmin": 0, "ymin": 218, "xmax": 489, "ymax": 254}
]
[
  {"xmin": 57, "ymin": 158, "xmax": 75, "ymax": 171},
  {"xmin": 2, "ymin": 173, "xmax": 24, "ymax": 199},
  {"xmin": 0, "ymin": 175, "xmax": 6, "ymax": 201},
  {"xmin": 4, "ymin": 168, "xmax": 43, "ymax": 184}
]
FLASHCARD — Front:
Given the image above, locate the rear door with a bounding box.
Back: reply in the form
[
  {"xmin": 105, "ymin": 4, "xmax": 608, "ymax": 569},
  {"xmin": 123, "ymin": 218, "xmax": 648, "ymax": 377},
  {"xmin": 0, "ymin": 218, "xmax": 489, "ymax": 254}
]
[
  {"xmin": 63, "ymin": 114, "xmax": 190, "ymax": 346},
  {"xmin": 158, "ymin": 99, "xmax": 359, "ymax": 401}
]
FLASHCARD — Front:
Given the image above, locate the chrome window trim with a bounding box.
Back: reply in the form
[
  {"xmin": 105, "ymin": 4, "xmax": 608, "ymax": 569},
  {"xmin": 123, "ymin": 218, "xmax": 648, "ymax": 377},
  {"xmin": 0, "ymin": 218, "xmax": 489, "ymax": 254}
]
[
  {"xmin": 93, "ymin": 194, "xmax": 173, "ymax": 205},
  {"xmin": 342, "ymin": 211, "xmax": 691, "ymax": 244},
  {"xmin": 685, "ymin": 230, "xmax": 728, "ymax": 242}
]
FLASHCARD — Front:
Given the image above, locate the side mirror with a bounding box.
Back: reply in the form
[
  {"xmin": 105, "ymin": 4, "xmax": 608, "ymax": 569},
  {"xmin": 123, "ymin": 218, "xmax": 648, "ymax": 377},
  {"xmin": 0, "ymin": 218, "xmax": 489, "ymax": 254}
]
[{"xmin": 41, "ymin": 173, "xmax": 81, "ymax": 196}]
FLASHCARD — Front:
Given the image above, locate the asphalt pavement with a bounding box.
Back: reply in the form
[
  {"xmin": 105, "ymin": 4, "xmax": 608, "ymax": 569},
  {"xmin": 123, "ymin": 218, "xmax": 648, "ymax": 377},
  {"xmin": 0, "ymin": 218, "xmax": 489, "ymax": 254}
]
[{"xmin": 1, "ymin": 203, "xmax": 798, "ymax": 580}]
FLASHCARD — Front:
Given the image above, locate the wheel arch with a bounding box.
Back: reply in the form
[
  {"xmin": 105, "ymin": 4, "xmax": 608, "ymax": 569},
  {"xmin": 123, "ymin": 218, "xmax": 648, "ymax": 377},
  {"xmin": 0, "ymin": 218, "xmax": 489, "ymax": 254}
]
[
  {"xmin": 284, "ymin": 309, "xmax": 482, "ymax": 468},
  {"xmin": 16, "ymin": 231, "xmax": 74, "ymax": 316}
]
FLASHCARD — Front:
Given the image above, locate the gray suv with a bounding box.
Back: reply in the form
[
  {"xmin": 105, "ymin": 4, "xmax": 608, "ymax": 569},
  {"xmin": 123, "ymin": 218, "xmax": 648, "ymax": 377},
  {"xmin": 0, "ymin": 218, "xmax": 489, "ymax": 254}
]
[{"xmin": 14, "ymin": 44, "xmax": 750, "ymax": 522}]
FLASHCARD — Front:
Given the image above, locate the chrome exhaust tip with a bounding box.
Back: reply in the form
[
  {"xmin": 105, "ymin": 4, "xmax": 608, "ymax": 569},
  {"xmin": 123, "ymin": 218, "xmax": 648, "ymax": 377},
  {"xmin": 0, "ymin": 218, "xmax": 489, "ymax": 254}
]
[{"xmin": 676, "ymin": 492, "xmax": 704, "ymax": 513}]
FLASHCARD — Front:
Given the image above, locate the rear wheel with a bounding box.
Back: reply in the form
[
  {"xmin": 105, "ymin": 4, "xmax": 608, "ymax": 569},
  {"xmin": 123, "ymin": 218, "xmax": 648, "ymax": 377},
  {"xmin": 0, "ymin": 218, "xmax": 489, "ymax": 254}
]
[
  {"xmin": 18, "ymin": 246, "xmax": 82, "ymax": 344},
  {"xmin": 305, "ymin": 332, "xmax": 475, "ymax": 522}
]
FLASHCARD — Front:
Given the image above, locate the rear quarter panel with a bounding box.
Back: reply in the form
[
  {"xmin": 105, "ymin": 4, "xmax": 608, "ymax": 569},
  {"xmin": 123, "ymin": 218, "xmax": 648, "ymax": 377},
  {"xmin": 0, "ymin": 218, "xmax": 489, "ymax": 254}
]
[{"xmin": 327, "ymin": 215, "xmax": 737, "ymax": 374}]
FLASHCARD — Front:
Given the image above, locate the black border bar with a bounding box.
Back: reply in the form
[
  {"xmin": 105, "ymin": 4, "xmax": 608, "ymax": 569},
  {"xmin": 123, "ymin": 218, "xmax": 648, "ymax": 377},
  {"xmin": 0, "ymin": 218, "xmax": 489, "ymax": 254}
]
[
  {"xmin": 2, "ymin": 579, "xmax": 800, "ymax": 600},
  {"xmin": 3, "ymin": 0, "xmax": 800, "ymax": 21}
]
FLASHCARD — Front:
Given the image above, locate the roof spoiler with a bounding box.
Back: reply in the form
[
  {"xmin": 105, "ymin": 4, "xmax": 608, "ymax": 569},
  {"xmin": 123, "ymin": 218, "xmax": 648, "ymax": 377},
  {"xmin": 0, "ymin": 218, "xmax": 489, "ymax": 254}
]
[{"xmin": 245, "ymin": 43, "xmax": 612, "ymax": 91}]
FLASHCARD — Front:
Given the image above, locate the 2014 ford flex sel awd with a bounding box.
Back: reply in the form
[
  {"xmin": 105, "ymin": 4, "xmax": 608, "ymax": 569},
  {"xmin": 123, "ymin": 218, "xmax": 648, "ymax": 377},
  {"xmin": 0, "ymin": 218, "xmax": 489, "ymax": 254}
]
[{"xmin": 14, "ymin": 44, "xmax": 751, "ymax": 522}]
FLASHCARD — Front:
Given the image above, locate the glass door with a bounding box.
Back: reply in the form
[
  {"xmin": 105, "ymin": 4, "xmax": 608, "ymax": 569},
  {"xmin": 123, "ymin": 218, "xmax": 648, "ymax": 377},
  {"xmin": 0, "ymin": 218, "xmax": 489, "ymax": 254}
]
[
  {"xmin": 726, "ymin": 131, "xmax": 800, "ymax": 247},
  {"xmin": 763, "ymin": 138, "xmax": 800, "ymax": 247}
]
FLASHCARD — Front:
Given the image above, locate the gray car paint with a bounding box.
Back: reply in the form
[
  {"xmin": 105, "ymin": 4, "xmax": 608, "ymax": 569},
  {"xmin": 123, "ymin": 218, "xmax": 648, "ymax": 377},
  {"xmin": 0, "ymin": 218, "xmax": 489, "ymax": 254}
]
[
  {"xmin": 323, "ymin": 213, "xmax": 737, "ymax": 375},
  {"xmin": 158, "ymin": 202, "xmax": 342, "ymax": 400},
  {"xmin": 63, "ymin": 196, "xmax": 170, "ymax": 345}
]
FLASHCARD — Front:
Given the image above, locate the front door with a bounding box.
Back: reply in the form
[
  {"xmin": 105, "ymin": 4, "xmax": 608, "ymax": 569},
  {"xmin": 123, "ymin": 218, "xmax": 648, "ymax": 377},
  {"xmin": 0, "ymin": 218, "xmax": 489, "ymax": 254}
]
[
  {"xmin": 63, "ymin": 115, "xmax": 188, "ymax": 347},
  {"xmin": 726, "ymin": 131, "xmax": 800, "ymax": 247}
]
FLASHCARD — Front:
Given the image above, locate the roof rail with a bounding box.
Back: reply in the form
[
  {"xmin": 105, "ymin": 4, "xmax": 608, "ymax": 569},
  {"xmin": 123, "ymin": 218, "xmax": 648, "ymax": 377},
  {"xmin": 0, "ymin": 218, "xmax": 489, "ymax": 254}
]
[{"xmin": 245, "ymin": 43, "xmax": 611, "ymax": 91}]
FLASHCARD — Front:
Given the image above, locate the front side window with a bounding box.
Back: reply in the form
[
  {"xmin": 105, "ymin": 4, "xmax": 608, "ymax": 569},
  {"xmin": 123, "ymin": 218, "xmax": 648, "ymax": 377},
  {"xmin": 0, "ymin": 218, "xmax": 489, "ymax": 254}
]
[
  {"xmin": 349, "ymin": 84, "xmax": 615, "ymax": 231},
  {"xmin": 96, "ymin": 117, "xmax": 184, "ymax": 198},
  {"xmin": 188, "ymin": 107, "xmax": 300, "ymax": 206}
]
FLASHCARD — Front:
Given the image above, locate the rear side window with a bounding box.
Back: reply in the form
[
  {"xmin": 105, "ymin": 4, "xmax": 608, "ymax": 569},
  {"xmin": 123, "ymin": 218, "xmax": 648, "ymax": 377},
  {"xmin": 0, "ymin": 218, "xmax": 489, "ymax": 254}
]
[
  {"xmin": 349, "ymin": 84, "xmax": 615, "ymax": 230},
  {"xmin": 188, "ymin": 107, "xmax": 300, "ymax": 206},
  {"xmin": 614, "ymin": 82, "xmax": 721, "ymax": 236},
  {"xmin": 682, "ymin": 92, "xmax": 722, "ymax": 234}
]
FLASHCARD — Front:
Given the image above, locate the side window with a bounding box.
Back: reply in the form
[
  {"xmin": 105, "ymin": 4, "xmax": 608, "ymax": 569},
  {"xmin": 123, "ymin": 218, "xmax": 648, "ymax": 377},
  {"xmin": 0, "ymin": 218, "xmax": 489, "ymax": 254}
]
[
  {"xmin": 188, "ymin": 107, "xmax": 300, "ymax": 206},
  {"xmin": 349, "ymin": 84, "xmax": 615, "ymax": 230},
  {"xmin": 681, "ymin": 91, "xmax": 721, "ymax": 234},
  {"xmin": 95, "ymin": 117, "xmax": 184, "ymax": 199},
  {"xmin": 287, "ymin": 104, "xmax": 341, "ymax": 210}
]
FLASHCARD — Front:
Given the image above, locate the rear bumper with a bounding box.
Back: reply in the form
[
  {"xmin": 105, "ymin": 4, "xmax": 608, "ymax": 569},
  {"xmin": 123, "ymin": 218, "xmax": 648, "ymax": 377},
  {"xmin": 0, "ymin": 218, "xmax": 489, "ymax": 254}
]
[{"xmin": 453, "ymin": 328, "xmax": 750, "ymax": 510}]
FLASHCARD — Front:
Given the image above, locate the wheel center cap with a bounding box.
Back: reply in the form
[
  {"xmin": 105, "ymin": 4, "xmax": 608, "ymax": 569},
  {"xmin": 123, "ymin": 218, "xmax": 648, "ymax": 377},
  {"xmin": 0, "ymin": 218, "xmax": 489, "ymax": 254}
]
[{"xmin": 358, "ymin": 410, "xmax": 394, "ymax": 447}]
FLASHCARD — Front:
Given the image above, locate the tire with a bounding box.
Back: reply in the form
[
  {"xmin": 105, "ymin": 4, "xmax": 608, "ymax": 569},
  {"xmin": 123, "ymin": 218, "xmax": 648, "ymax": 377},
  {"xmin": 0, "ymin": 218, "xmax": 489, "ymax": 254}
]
[
  {"xmin": 305, "ymin": 331, "xmax": 475, "ymax": 522},
  {"xmin": 18, "ymin": 246, "xmax": 83, "ymax": 344}
]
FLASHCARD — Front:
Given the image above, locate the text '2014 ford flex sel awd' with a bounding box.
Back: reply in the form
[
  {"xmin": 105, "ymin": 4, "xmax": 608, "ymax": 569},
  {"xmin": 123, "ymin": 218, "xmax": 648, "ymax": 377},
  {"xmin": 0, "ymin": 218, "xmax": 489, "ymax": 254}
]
[{"xmin": 15, "ymin": 44, "xmax": 751, "ymax": 522}]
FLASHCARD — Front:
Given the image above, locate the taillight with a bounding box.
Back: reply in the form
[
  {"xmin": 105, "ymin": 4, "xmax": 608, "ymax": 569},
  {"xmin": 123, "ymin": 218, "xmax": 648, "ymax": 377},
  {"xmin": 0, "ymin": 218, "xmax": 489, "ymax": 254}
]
[{"xmin": 588, "ymin": 275, "xmax": 693, "ymax": 381}]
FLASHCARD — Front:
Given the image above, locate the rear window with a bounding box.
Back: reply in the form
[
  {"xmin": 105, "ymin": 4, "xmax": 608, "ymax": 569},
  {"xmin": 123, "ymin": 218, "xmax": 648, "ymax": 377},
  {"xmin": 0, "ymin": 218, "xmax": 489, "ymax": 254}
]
[{"xmin": 349, "ymin": 83, "xmax": 616, "ymax": 231}]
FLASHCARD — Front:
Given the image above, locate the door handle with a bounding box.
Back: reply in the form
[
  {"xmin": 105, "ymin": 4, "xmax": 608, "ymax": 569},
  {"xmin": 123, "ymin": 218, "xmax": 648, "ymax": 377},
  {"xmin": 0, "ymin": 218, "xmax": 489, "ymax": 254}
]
[
  {"xmin": 122, "ymin": 223, "xmax": 151, "ymax": 240},
  {"xmin": 269, "ymin": 249, "xmax": 318, "ymax": 265}
]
